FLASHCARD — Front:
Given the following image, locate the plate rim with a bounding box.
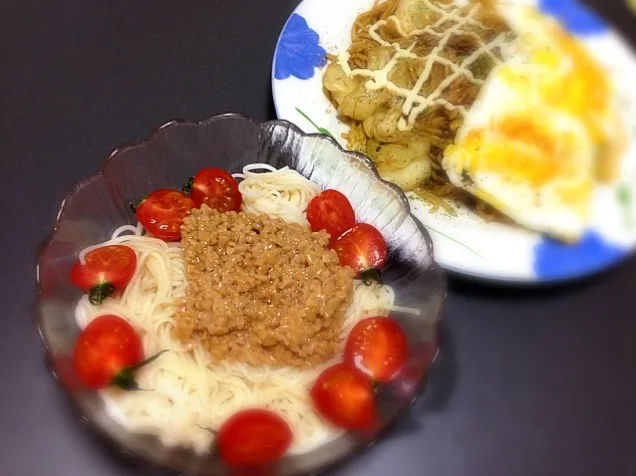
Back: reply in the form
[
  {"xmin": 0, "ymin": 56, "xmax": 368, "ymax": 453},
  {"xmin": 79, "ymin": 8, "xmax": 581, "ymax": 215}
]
[{"xmin": 270, "ymin": 0, "xmax": 636, "ymax": 285}]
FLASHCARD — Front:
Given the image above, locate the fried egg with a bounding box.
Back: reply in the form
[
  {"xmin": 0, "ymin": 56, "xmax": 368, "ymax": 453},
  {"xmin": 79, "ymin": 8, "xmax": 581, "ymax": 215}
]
[{"xmin": 442, "ymin": 5, "xmax": 625, "ymax": 242}]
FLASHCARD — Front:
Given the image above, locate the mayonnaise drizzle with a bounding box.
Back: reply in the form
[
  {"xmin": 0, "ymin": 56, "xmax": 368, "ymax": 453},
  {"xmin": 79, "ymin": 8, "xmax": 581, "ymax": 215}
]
[{"xmin": 336, "ymin": 0, "xmax": 516, "ymax": 131}]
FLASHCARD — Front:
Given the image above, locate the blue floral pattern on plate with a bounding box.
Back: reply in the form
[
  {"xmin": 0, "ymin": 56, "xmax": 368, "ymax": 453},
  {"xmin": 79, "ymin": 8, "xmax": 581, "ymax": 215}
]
[
  {"xmin": 533, "ymin": 231, "xmax": 627, "ymax": 279},
  {"xmin": 538, "ymin": 0, "xmax": 609, "ymax": 35},
  {"xmin": 274, "ymin": 13, "xmax": 327, "ymax": 81}
]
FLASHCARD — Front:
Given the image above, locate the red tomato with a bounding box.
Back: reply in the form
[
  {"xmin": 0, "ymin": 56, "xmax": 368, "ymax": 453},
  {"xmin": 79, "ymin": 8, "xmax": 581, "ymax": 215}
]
[
  {"xmin": 332, "ymin": 223, "xmax": 388, "ymax": 278},
  {"xmin": 136, "ymin": 189, "xmax": 195, "ymax": 241},
  {"xmin": 70, "ymin": 245, "xmax": 137, "ymax": 305},
  {"xmin": 190, "ymin": 168, "xmax": 242, "ymax": 212},
  {"xmin": 306, "ymin": 189, "xmax": 355, "ymax": 240},
  {"xmin": 74, "ymin": 314, "xmax": 150, "ymax": 390},
  {"xmin": 344, "ymin": 317, "xmax": 408, "ymax": 383},
  {"xmin": 310, "ymin": 363, "xmax": 376, "ymax": 430},
  {"xmin": 217, "ymin": 409, "xmax": 293, "ymax": 468}
]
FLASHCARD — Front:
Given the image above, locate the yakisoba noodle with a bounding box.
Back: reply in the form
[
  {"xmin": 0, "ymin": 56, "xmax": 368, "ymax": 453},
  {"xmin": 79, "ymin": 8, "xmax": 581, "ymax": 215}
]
[
  {"xmin": 74, "ymin": 164, "xmax": 407, "ymax": 455},
  {"xmin": 322, "ymin": 0, "xmax": 516, "ymax": 219}
]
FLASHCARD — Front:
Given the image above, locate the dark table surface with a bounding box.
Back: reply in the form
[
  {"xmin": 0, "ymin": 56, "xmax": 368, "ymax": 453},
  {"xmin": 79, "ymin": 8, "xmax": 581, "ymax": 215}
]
[{"xmin": 2, "ymin": 0, "xmax": 636, "ymax": 475}]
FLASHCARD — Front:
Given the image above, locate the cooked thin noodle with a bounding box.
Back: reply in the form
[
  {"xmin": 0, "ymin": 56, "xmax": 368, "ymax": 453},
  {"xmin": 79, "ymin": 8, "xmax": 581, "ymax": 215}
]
[
  {"xmin": 232, "ymin": 164, "xmax": 321, "ymax": 227},
  {"xmin": 323, "ymin": 0, "xmax": 515, "ymax": 220},
  {"xmin": 74, "ymin": 165, "xmax": 403, "ymax": 455}
]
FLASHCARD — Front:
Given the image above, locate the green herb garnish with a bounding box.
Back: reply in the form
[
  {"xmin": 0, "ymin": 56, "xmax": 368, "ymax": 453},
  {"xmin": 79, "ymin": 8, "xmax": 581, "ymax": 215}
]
[
  {"xmin": 111, "ymin": 350, "xmax": 169, "ymax": 391},
  {"xmin": 295, "ymin": 107, "xmax": 336, "ymax": 139},
  {"xmin": 617, "ymin": 183, "xmax": 634, "ymax": 229},
  {"xmin": 182, "ymin": 176, "xmax": 194, "ymax": 194}
]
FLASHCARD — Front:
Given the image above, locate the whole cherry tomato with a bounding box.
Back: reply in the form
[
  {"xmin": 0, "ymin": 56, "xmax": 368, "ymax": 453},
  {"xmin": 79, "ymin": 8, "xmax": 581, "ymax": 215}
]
[
  {"xmin": 70, "ymin": 245, "xmax": 137, "ymax": 305},
  {"xmin": 344, "ymin": 317, "xmax": 408, "ymax": 382},
  {"xmin": 310, "ymin": 363, "xmax": 376, "ymax": 430},
  {"xmin": 217, "ymin": 409, "xmax": 293, "ymax": 468},
  {"xmin": 190, "ymin": 168, "xmax": 242, "ymax": 212},
  {"xmin": 332, "ymin": 223, "xmax": 388, "ymax": 280},
  {"xmin": 136, "ymin": 189, "xmax": 195, "ymax": 241},
  {"xmin": 306, "ymin": 189, "xmax": 355, "ymax": 242},
  {"xmin": 74, "ymin": 314, "xmax": 164, "ymax": 390}
]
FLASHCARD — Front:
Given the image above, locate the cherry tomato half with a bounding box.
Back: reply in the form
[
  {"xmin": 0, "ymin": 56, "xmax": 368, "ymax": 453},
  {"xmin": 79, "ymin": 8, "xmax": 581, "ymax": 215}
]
[
  {"xmin": 344, "ymin": 317, "xmax": 408, "ymax": 383},
  {"xmin": 74, "ymin": 314, "xmax": 150, "ymax": 390},
  {"xmin": 191, "ymin": 168, "xmax": 242, "ymax": 212},
  {"xmin": 306, "ymin": 189, "xmax": 355, "ymax": 241},
  {"xmin": 332, "ymin": 223, "xmax": 388, "ymax": 278},
  {"xmin": 136, "ymin": 189, "xmax": 195, "ymax": 241},
  {"xmin": 310, "ymin": 363, "xmax": 376, "ymax": 430},
  {"xmin": 70, "ymin": 245, "xmax": 137, "ymax": 305},
  {"xmin": 217, "ymin": 409, "xmax": 293, "ymax": 468}
]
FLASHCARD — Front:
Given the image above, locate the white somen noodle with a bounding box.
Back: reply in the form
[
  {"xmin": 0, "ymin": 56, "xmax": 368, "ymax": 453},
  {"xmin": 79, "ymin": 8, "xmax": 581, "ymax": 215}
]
[
  {"xmin": 232, "ymin": 164, "xmax": 321, "ymax": 227},
  {"xmin": 74, "ymin": 164, "xmax": 403, "ymax": 455}
]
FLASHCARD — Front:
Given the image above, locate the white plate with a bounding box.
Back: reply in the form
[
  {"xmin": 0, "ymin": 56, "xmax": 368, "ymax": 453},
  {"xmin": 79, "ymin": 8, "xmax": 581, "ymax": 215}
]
[{"xmin": 272, "ymin": 0, "xmax": 636, "ymax": 283}]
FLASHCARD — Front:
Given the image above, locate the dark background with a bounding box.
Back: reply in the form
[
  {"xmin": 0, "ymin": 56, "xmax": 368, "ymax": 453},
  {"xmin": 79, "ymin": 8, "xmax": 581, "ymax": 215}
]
[{"xmin": 2, "ymin": 0, "xmax": 636, "ymax": 475}]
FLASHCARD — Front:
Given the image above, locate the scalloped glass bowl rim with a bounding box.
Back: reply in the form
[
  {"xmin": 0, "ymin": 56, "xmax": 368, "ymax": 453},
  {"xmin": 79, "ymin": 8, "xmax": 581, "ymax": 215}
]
[{"xmin": 35, "ymin": 112, "xmax": 447, "ymax": 476}]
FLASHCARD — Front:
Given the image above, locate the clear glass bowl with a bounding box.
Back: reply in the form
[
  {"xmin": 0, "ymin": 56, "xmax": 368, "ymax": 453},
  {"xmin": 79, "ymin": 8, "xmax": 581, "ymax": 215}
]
[{"xmin": 35, "ymin": 113, "xmax": 447, "ymax": 476}]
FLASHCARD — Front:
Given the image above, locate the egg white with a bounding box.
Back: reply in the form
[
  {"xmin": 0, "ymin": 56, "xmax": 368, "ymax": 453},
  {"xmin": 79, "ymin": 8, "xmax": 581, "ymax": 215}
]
[{"xmin": 442, "ymin": 4, "xmax": 612, "ymax": 242}]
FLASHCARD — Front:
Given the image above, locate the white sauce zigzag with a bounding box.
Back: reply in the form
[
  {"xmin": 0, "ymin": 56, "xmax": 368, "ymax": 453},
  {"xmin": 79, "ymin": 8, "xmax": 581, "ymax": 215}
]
[{"xmin": 336, "ymin": 0, "xmax": 516, "ymax": 131}]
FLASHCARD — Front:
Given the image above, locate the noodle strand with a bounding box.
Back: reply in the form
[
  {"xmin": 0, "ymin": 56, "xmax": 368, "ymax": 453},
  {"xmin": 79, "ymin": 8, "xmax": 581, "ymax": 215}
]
[{"xmin": 74, "ymin": 165, "xmax": 397, "ymax": 455}]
